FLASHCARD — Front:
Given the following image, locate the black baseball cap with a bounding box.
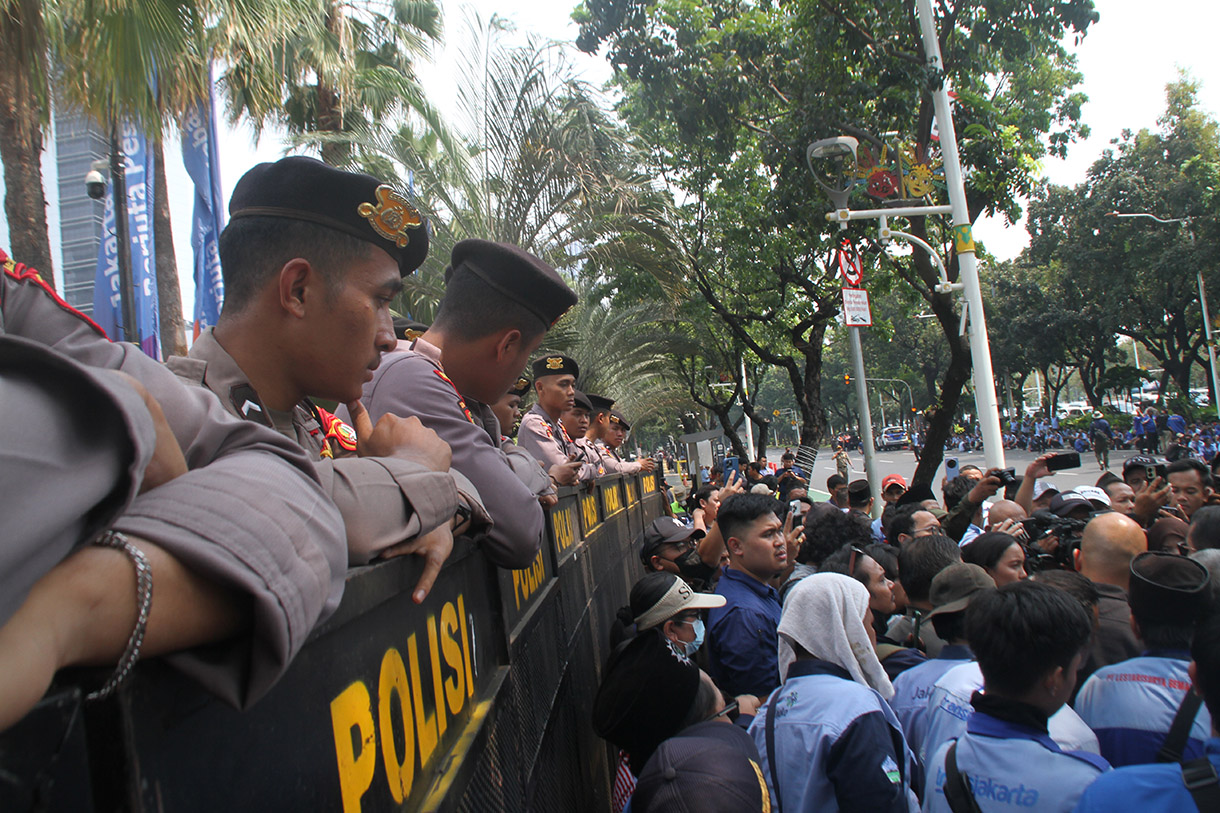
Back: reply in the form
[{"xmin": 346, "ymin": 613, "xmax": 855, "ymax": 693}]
[
  {"xmin": 638, "ymin": 517, "xmax": 705, "ymax": 566},
  {"xmin": 632, "ymin": 720, "xmax": 770, "ymax": 812}
]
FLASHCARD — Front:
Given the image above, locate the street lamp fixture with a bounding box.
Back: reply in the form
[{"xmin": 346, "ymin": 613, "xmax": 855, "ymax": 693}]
[
  {"xmin": 806, "ymin": 136, "xmax": 858, "ymax": 211},
  {"xmin": 1105, "ymin": 210, "xmax": 1220, "ymax": 420}
]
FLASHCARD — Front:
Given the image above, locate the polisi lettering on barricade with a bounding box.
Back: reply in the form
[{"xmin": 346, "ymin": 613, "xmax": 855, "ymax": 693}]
[
  {"xmin": 552, "ymin": 503, "xmax": 578, "ymax": 556},
  {"xmin": 329, "ymin": 594, "xmax": 474, "ymax": 812},
  {"xmin": 513, "ymin": 549, "xmax": 547, "ymax": 610},
  {"xmin": 626, "ymin": 478, "xmax": 639, "ymax": 506},
  {"xmin": 603, "ymin": 482, "xmax": 623, "ymax": 515},
  {"xmin": 580, "ymin": 491, "xmax": 600, "ymax": 534}
]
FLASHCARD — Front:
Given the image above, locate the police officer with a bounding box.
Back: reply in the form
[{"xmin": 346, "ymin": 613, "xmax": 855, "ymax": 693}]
[
  {"xmin": 601, "ymin": 410, "xmax": 656, "ymax": 474},
  {"xmin": 350, "ymin": 238, "xmax": 577, "ymax": 569},
  {"xmin": 491, "ymin": 375, "xmax": 557, "ymax": 509},
  {"xmin": 167, "ymin": 157, "xmax": 481, "ymax": 602},
  {"xmin": 518, "ymin": 354, "xmax": 589, "ymax": 485},
  {"xmin": 563, "ymin": 390, "xmax": 606, "ymax": 480}
]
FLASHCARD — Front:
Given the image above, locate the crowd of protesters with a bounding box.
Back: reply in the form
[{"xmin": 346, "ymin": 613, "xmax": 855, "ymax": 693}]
[{"xmin": 596, "ymin": 444, "xmax": 1220, "ymax": 812}]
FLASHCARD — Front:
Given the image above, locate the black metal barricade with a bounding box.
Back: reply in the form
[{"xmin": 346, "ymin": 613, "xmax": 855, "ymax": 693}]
[{"xmin": 0, "ymin": 472, "xmax": 666, "ymax": 812}]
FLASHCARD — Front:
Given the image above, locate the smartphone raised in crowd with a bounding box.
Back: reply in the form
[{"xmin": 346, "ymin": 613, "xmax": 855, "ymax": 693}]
[
  {"xmin": 1044, "ymin": 452, "xmax": 1081, "ymax": 472},
  {"xmin": 722, "ymin": 456, "xmax": 740, "ymax": 485},
  {"xmin": 944, "ymin": 457, "xmax": 959, "ymax": 480}
]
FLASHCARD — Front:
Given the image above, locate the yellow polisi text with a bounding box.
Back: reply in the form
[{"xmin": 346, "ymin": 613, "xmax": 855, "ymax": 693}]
[
  {"xmin": 512, "ymin": 549, "xmax": 547, "ymax": 610},
  {"xmin": 329, "ymin": 594, "xmax": 474, "ymax": 812}
]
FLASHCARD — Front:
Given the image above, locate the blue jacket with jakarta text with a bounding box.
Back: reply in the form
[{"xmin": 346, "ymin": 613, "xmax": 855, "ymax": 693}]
[
  {"xmin": 923, "ymin": 709, "xmax": 1110, "ymax": 813},
  {"xmin": 748, "ymin": 659, "xmax": 919, "ymax": 813},
  {"xmin": 1073, "ymin": 651, "xmax": 1211, "ymax": 767},
  {"xmin": 708, "ymin": 566, "xmax": 783, "ymax": 697},
  {"xmin": 1073, "ymin": 736, "xmax": 1220, "ymax": 812},
  {"xmin": 890, "ymin": 644, "xmax": 973, "ymax": 761}
]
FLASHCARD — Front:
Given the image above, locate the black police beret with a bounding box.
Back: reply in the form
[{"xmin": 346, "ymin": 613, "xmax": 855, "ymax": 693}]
[
  {"xmin": 532, "ymin": 354, "xmax": 579, "ymax": 380},
  {"xmin": 610, "ymin": 410, "xmax": 631, "ymax": 431},
  {"xmin": 586, "ymin": 393, "xmax": 615, "ymax": 413},
  {"xmin": 571, "ymin": 390, "xmax": 593, "ymax": 413},
  {"xmin": 228, "ymin": 156, "xmax": 428, "ymax": 276},
  {"xmin": 450, "ymin": 239, "xmax": 576, "ymax": 328},
  {"xmin": 505, "ymin": 375, "xmax": 529, "ymax": 397}
]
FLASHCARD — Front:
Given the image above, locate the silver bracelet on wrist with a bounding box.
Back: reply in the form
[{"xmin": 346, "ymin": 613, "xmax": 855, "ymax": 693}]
[{"xmin": 86, "ymin": 530, "xmax": 153, "ymax": 701}]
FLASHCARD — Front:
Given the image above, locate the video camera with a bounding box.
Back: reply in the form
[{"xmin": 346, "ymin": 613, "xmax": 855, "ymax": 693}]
[{"xmin": 1019, "ymin": 509, "xmax": 1088, "ymax": 571}]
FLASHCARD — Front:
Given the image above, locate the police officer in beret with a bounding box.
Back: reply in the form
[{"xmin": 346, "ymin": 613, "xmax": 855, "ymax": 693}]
[
  {"xmin": 348, "ymin": 238, "xmax": 577, "ymax": 569},
  {"xmin": 518, "ymin": 354, "xmax": 589, "ymax": 486},
  {"xmin": 492, "ymin": 375, "xmax": 558, "ymax": 509},
  {"xmin": 602, "ymin": 410, "xmax": 656, "ymax": 474},
  {"xmin": 167, "ymin": 156, "xmax": 484, "ymax": 602},
  {"xmin": 575, "ymin": 393, "xmax": 616, "ymax": 476},
  {"xmin": 563, "ymin": 390, "xmax": 606, "ymax": 480}
]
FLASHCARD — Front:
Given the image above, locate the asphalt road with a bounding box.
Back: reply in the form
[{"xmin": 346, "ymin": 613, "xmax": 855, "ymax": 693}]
[{"xmin": 796, "ymin": 445, "xmax": 1136, "ymax": 497}]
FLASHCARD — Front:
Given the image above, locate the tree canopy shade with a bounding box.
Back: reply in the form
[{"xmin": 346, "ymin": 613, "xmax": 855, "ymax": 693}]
[
  {"xmin": 1024, "ymin": 75, "xmax": 1220, "ymax": 407},
  {"xmin": 576, "ymin": 0, "xmax": 1098, "ymax": 485}
]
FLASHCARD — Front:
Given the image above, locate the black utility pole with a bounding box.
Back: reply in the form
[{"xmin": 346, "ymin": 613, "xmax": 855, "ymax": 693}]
[{"xmin": 109, "ymin": 121, "xmax": 138, "ymax": 343}]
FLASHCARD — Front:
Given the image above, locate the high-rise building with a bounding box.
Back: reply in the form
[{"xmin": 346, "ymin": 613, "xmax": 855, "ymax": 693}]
[{"xmin": 54, "ymin": 109, "xmax": 108, "ymax": 314}]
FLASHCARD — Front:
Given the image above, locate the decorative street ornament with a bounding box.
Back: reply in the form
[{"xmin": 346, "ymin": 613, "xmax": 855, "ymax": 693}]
[
  {"xmin": 836, "ymin": 237, "xmax": 864, "ymax": 287},
  {"xmin": 854, "ymin": 139, "xmax": 945, "ymax": 202}
]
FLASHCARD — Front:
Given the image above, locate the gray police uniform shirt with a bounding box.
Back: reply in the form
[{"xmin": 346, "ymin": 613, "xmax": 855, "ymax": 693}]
[
  {"xmin": 595, "ymin": 438, "xmax": 643, "ymax": 475},
  {"xmin": 501, "ymin": 436, "xmax": 556, "ymax": 500},
  {"xmin": 1, "ymin": 258, "xmax": 345, "ymax": 708},
  {"xmin": 518, "ymin": 404, "xmax": 600, "ymax": 480},
  {"xmin": 169, "ymin": 328, "xmax": 465, "ymax": 565},
  {"xmin": 347, "ymin": 337, "xmax": 545, "ymax": 570},
  {"xmin": 573, "ymin": 437, "xmax": 606, "ymax": 478}
]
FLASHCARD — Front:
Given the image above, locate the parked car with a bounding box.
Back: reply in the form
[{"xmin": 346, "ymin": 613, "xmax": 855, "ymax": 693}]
[{"xmin": 877, "ymin": 425, "xmax": 910, "ymax": 451}]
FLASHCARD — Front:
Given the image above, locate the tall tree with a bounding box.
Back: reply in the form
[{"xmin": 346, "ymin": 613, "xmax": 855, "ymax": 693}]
[
  {"xmin": 577, "ymin": 0, "xmax": 1098, "ymax": 485},
  {"xmin": 0, "ymin": 0, "xmax": 56, "ymax": 282},
  {"xmin": 217, "ymin": 0, "xmax": 442, "ymax": 167}
]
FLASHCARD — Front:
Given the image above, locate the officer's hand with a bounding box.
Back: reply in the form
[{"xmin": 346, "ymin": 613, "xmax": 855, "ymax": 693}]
[
  {"xmin": 640, "ymin": 457, "xmax": 656, "ymax": 472},
  {"xmin": 549, "ymin": 460, "xmax": 581, "ymax": 486},
  {"xmin": 538, "ymin": 493, "xmax": 559, "ymax": 508},
  {"xmin": 378, "ymin": 523, "xmax": 454, "ymax": 603},
  {"xmin": 116, "ymin": 372, "xmax": 188, "ymax": 493},
  {"xmin": 346, "ymin": 400, "xmax": 451, "ymax": 472}
]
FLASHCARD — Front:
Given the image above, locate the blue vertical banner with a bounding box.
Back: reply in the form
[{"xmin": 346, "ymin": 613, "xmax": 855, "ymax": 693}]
[
  {"xmin": 92, "ymin": 120, "xmax": 160, "ymax": 359},
  {"xmin": 181, "ymin": 76, "xmax": 225, "ymax": 339}
]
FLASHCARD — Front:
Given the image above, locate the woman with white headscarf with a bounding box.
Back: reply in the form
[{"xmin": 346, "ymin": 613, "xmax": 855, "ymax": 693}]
[{"xmin": 749, "ymin": 573, "xmax": 919, "ymax": 812}]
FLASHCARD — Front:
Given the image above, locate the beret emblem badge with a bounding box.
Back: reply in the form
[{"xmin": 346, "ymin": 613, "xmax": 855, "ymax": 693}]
[{"xmin": 358, "ymin": 185, "xmax": 422, "ymax": 248}]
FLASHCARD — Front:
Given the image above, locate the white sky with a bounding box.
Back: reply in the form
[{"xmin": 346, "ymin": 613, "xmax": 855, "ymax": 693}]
[{"xmin": 3, "ymin": 0, "xmax": 1219, "ymax": 316}]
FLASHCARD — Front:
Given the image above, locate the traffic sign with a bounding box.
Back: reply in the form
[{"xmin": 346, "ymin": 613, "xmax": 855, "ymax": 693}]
[{"xmin": 842, "ymin": 288, "xmax": 872, "ymax": 326}]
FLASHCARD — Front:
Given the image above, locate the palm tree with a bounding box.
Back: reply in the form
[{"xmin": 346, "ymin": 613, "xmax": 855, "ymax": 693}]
[
  {"xmin": 0, "ymin": 0, "xmax": 56, "ymax": 282},
  {"xmin": 215, "ymin": 0, "xmax": 442, "ymax": 166}
]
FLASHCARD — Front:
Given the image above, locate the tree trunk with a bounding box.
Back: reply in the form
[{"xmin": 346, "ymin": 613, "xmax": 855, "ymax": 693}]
[
  {"xmin": 153, "ymin": 138, "xmax": 186, "ymax": 357},
  {"xmin": 0, "ymin": 1, "xmax": 54, "ymax": 283}
]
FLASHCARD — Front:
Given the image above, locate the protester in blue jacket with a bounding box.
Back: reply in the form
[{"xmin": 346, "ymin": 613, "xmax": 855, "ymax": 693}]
[
  {"xmin": 1075, "ymin": 552, "xmax": 1212, "ymax": 767},
  {"xmin": 923, "ymin": 581, "xmax": 1110, "ymax": 812},
  {"xmin": 750, "ymin": 573, "xmax": 919, "ymax": 812},
  {"xmin": 1074, "ymin": 609, "xmax": 1220, "ymax": 812}
]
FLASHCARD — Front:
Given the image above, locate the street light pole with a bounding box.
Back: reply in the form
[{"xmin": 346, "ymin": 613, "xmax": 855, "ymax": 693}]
[
  {"xmin": 108, "ymin": 123, "xmax": 138, "ymax": 343},
  {"xmin": 848, "ymin": 327, "xmax": 881, "ymax": 517},
  {"xmin": 1106, "ymin": 211, "xmax": 1220, "ymax": 421},
  {"xmin": 915, "ymin": 0, "xmax": 1006, "ymax": 470}
]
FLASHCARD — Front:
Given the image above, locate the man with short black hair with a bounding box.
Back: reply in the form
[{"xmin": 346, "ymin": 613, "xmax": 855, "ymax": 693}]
[
  {"xmin": 1075, "ymin": 552, "xmax": 1213, "ymax": 767},
  {"xmin": 1168, "ymin": 458, "xmax": 1214, "ymax": 522},
  {"xmin": 356, "ymin": 239, "xmax": 577, "ymax": 569},
  {"xmin": 887, "ymin": 505, "xmax": 943, "ymax": 547},
  {"xmin": 172, "ymin": 156, "xmax": 478, "ymax": 600},
  {"xmin": 827, "ymin": 473, "xmax": 849, "ymax": 509},
  {"xmin": 922, "ymin": 581, "xmax": 1110, "ymax": 812},
  {"xmin": 888, "ymin": 535, "xmax": 961, "ymax": 657},
  {"xmin": 708, "ymin": 493, "xmax": 788, "ymax": 697},
  {"xmin": 1075, "ymin": 609, "xmax": 1220, "ymax": 812}
]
